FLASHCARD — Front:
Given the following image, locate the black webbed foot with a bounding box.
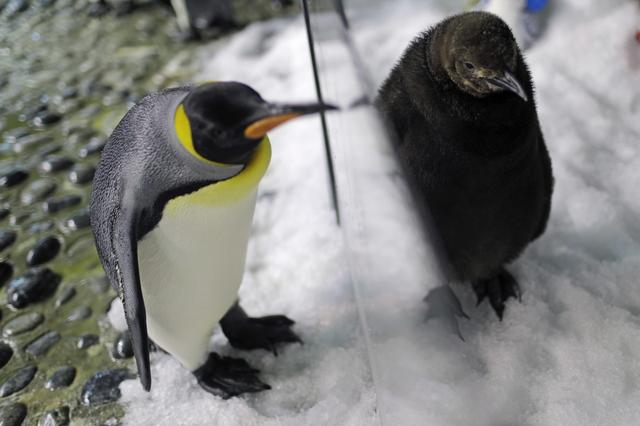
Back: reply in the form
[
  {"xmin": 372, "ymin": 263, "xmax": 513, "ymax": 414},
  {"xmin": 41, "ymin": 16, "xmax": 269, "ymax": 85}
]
[
  {"xmin": 220, "ymin": 303, "xmax": 302, "ymax": 355},
  {"xmin": 193, "ymin": 353, "xmax": 270, "ymax": 399},
  {"xmin": 473, "ymin": 268, "xmax": 521, "ymax": 320},
  {"xmin": 424, "ymin": 285, "xmax": 469, "ymax": 340}
]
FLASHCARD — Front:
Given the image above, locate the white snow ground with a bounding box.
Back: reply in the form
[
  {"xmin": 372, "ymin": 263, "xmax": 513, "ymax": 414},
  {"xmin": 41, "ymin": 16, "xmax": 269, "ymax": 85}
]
[{"xmin": 114, "ymin": 0, "xmax": 640, "ymax": 425}]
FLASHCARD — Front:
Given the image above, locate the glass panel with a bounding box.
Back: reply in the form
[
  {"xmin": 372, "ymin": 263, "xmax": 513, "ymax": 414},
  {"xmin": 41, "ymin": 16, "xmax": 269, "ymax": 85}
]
[
  {"xmin": 303, "ymin": 1, "xmax": 456, "ymax": 424},
  {"xmin": 305, "ymin": 2, "xmax": 638, "ymax": 426}
]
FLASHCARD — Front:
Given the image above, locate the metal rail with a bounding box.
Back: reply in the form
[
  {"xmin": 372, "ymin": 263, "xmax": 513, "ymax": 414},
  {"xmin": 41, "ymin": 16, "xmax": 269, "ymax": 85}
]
[{"xmin": 301, "ymin": 0, "xmax": 341, "ymax": 225}]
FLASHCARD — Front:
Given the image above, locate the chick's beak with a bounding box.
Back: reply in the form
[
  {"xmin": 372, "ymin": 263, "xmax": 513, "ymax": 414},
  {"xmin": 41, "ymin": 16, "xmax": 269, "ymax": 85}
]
[
  {"xmin": 243, "ymin": 102, "xmax": 338, "ymax": 139},
  {"xmin": 487, "ymin": 71, "xmax": 528, "ymax": 102}
]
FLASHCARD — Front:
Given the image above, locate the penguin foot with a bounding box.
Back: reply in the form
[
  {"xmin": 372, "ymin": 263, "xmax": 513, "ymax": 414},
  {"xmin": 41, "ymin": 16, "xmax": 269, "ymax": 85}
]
[
  {"xmin": 193, "ymin": 353, "xmax": 270, "ymax": 399},
  {"xmin": 424, "ymin": 285, "xmax": 469, "ymax": 341},
  {"xmin": 222, "ymin": 314, "xmax": 302, "ymax": 355},
  {"xmin": 221, "ymin": 303, "xmax": 301, "ymax": 355},
  {"xmin": 473, "ymin": 269, "xmax": 521, "ymax": 320}
]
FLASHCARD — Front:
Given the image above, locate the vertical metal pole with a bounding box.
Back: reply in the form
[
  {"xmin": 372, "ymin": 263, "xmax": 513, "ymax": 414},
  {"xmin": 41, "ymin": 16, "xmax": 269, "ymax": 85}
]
[
  {"xmin": 334, "ymin": 0, "xmax": 349, "ymax": 28},
  {"xmin": 301, "ymin": 0, "xmax": 341, "ymax": 225}
]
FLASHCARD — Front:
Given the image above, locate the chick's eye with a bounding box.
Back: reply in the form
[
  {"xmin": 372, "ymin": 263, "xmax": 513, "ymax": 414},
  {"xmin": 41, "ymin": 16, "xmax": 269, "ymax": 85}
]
[{"xmin": 464, "ymin": 62, "xmax": 475, "ymax": 70}]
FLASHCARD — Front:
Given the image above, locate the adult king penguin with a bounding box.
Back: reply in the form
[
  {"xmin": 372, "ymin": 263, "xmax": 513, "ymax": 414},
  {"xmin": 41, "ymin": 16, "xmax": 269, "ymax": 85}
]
[
  {"xmin": 90, "ymin": 81, "xmax": 335, "ymax": 397},
  {"xmin": 376, "ymin": 12, "xmax": 553, "ymax": 320}
]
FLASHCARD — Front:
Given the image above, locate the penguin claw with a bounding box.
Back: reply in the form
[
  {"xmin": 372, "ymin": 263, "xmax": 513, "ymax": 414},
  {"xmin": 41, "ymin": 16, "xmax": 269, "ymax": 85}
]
[
  {"xmin": 424, "ymin": 285, "xmax": 469, "ymax": 341},
  {"xmin": 472, "ymin": 269, "xmax": 521, "ymax": 320},
  {"xmin": 222, "ymin": 314, "xmax": 302, "ymax": 355},
  {"xmin": 473, "ymin": 280, "xmax": 489, "ymax": 306},
  {"xmin": 194, "ymin": 353, "xmax": 270, "ymax": 399},
  {"xmin": 249, "ymin": 315, "xmax": 295, "ymax": 327}
]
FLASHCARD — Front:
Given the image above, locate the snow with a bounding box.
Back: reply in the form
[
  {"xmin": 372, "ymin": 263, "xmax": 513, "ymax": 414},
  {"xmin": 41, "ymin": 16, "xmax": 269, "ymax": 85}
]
[
  {"xmin": 114, "ymin": 0, "xmax": 640, "ymax": 424},
  {"xmin": 108, "ymin": 297, "xmax": 128, "ymax": 332}
]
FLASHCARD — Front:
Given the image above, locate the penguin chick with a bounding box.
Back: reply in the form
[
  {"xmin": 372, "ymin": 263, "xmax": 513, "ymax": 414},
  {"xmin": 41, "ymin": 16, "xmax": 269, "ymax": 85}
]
[
  {"xmin": 376, "ymin": 12, "xmax": 553, "ymax": 320},
  {"xmin": 90, "ymin": 82, "xmax": 335, "ymax": 397}
]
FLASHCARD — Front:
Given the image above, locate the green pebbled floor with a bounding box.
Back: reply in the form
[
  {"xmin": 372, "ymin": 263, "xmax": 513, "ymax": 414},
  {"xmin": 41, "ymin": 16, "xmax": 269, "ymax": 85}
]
[{"xmin": 0, "ymin": 0, "xmax": 296, "ymax": 424}]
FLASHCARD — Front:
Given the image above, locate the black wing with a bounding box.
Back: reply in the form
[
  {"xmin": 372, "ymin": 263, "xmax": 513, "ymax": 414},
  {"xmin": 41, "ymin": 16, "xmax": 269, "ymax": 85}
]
[
  {"xmin": 111, "ymin": 206, "xmax": 151, "ymax": 391},
  {"xmin": 531, "ymin": 127, "xmax": 554, "ymax": 241}
]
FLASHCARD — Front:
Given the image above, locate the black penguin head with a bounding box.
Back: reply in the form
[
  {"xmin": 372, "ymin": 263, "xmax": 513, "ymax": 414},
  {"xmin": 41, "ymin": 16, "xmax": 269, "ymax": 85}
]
[
  {"xmin": 180, "ymin": 82, "xmax": 336, "ymax": 165},
  {"xmin": 437, "ymin": 12, "xmax": 528, "ymax": 101}
]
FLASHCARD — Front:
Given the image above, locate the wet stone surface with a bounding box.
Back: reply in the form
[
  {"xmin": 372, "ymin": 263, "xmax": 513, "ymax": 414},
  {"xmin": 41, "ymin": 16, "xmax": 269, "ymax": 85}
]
[
  {"xmin": 0, "ymin": 229, "xmax": 17, "ymax": 252},
  {"xmin": 25, "ymin": 330, "xmax": 61, "ymax": 356},
  {"xmin": 68, "ymin": 164, "xmax": 95, "ymax": 185},
  {"xmin": 20, "ymin": 178, "xmax": 57, "ymax": 205},
  {"xmin": 37, "ymin": 406, "xmax": 70, "ymax": 426},
  {"xmin": 28, "ymin": 221, "xmax": 54, "ymax": 234},
  {"xmin": 0, "ymin": 402, "xmax": 27, "ymax": 426},
  {"xmin": 12, "ymin": 134, "xmax": 53, "ymax": 154},
  {"xmin": 19, "ymin": 104, "xmax": 48, "ymax": 124},
  {"xmin": 0, "ymin": 169, "xmax": 28, "ymax": 187},
  {"xmin": 3, "ymin": 312, "xmax": 45, "ymax": 336},
  {"xmin": 77, "ymin": 333, "xmax": 99, "ymax": 349},
  {"xmin": 26, "ymin": 235, "xmax": 62, "ymax": 266},
  {"xmin": 65, "ymin": 236, "xmax": 94, "ymax": 260},
  {"xmin": 4, "ymin": 0, "xmax": 29, "ymax": 17},
  {"xmin": 81, "ymin": 369, "xmax": 135, "ymax": 406},
  {"xmin": 0, "ymin": 341, "xmax": 13, "ymax": 369},
  {"xmin": 9, "ymin": 213, "xmax": 30, "ymax": 226},
  {"xmin": 39, "ymin": 156, "xmax": 74, "ymax": 174},
  {"xmin": 65, "ymin": 210, "xmax": 90, "ymax": 231},
  {"xmin": 37, "ymin": 143, "xmax": 63, "ymax": 158},
  {"xmin": 112, "ymin": 331, "xmax": 133, "ymax": 359},
  {"xmin": 88, "ymin": 277, "xmax": 109, "ymax": 294},
  {"xmin": 54, "ymin": 286, "xmax": 75, "ymax": 307},
  {"xmin": 0, "ymin": 260, "xmax": 14, "ymax": 287},
  {"xmin": 42, "ymin": 195, "xmax": 82, "ymax": 214},
  {"xmin": 45, "ymin": 366, "xmax": 76, "ymax": 390},
  {"xmin": 66, "ymin": 305, "xmax": 91, "ymax": 322},
  {"xmin": 0, "ymin": 365, "xmax": 37, "ymax": 397},
  {"xmin": 77, "ymin": 138, "xmax": 106, "ymax": 158},
  {"xmin": 3, "ymin": 128, "xmax": 29, "ymax": 144},
  {"xmin": 87, "ymin": 0, "xmax": 112, "ymax": 18},
  {"xmin": 7, "ymin": 267, "xmax": 61, "ymax": 309},
  {"xmin": 33, "ymin": 112, "xmax": 62, "ymax": 128}
]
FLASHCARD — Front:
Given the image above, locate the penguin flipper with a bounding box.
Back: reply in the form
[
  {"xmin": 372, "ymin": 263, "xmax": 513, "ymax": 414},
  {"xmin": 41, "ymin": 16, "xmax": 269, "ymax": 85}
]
[
  {"xmin": 531, "ymin": 127, "xmax": 554, "ymax": 242},
  {"xmin": 113, "ymin": 209, "xmax": 151, "ymax": 391}
]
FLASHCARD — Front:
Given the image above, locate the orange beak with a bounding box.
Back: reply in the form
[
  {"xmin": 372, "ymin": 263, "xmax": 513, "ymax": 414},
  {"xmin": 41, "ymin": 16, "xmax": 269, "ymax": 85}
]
[
  {"xmin": 244, "ymin": 113, "xmax": 302, "ymax": 139},
  {"xmin": 242, "ymin": 102, "xmax": 338, "ymax": 139}
]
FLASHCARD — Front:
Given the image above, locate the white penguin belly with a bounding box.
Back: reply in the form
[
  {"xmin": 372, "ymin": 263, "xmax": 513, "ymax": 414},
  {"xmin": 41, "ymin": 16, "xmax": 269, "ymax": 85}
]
[
  {"xmin": 137, "ymin": 139, "xmax": 271, "ymax": 371},
  {"xmin": 138, "ymin": 190, "xmax": 258, "ymax": 370}
]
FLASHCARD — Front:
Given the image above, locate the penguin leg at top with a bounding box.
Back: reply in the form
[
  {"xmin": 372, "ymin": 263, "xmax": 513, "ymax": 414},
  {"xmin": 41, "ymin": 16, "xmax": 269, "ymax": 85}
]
[
  {"xmin": 193, "ymin": 353, "xmax": 270, "ymax": 399},
  {"xmin": 220, "ymin": 303, "xmax": 302, "ymax": 355},
  {"xmin": 472, "ymin": 268, "xmax": 522, "ymax": 320}
]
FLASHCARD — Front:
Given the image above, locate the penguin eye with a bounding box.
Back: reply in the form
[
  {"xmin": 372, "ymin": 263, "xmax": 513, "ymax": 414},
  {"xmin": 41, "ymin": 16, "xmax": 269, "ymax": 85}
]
[{"xmin": 464, "ymin": 62, "xmax": 475, "ymax": 71}]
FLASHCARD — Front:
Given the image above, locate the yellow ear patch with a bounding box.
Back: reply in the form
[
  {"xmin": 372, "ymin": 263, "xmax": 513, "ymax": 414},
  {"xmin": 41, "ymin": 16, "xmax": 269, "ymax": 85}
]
[
  {"xmin": 244, "ymin": 113, "xmax": 300, "ymax": 139},
  {"xmin": 174, "ymin": 104, "xmax": 228, "ymax": 167}
]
